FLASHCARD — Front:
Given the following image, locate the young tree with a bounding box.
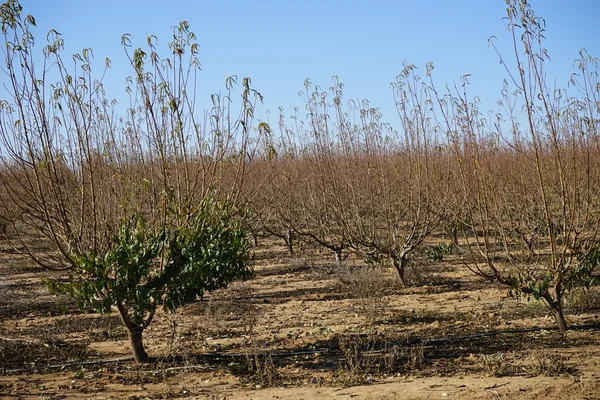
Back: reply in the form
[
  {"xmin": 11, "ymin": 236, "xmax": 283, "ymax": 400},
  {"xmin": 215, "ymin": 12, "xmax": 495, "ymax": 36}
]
[
  {"xmin": 275, "ymin": 96, "xmax": 349, "ymax": 265},
  {"xmin": 0, "ymin": 0, "xmax": 261, "ymax": 361},
  {"xmin": 45, "ymin": 199, "xmax": 250, "ymax": 363},
  {"xmin": 282, "ymin": 74, "xmax": 450, "ymax": 285},
  {"xmin": 336, "ymin": 71, "xmax": 450, "ymax": 286}
]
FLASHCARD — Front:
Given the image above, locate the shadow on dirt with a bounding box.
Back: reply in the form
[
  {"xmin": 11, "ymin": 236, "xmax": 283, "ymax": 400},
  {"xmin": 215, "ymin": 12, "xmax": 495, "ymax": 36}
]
[
  {"xmin": 0, "ymin": 337, "xmax": 96, "ymax": 371},
  {"xmin": 4, "ymin": 323, "xmax": 598, "ymax": 380}
]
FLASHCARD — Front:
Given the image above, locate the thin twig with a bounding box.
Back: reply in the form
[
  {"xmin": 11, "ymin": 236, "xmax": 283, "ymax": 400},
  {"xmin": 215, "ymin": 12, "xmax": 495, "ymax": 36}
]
[
  {"xmin": 0, "ymin": 336, "xmax": 34, "ymax": 343},
  {"xmin": 483, "ymin": 382, "xmax": 510, "ymax": 390}
]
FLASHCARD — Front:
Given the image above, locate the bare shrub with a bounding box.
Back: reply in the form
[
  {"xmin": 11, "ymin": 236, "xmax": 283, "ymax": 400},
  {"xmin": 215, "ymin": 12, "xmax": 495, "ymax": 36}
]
[
  {"xmin": 186, "ymin": 283, "xmax": 261, "ymax": 337},
  {"xmin": 337, "ymin": 335, "xmax": 403, "ymax": 386},
  {"xmin": 336, "ymin": 265, "xmax": 388, "ymax": 323},
  {"xmin": 404, "ymin": 257, "xmax": 451, "ymax": 287},
  {"xmin": 565, "ymin": 286, "xmax": 600, "ymax": 314},
  {"xmin": 242, "ymin": 345, "xmax": 281, "ymax": 388},
  {"xmin": 407, "ymin": 343, "xmax": 425, "ymax": 370}
]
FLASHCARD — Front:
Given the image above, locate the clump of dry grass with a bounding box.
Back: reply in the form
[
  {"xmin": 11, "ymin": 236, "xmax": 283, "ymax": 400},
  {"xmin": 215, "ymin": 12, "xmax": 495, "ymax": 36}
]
[
  {"xmin": 524, "ymin": 350, "xmax": 571, "ymax": 377},
  {"xmin": 241, "ymin": 344, "xmax": 281, "ymax": 389},
  {"xmin": 335, "ymin": 334, "xmax": 425, "ymax": 386},
  {"xmin": 478, "ymin": 352, "xmax": 512, "ymax": 377}
]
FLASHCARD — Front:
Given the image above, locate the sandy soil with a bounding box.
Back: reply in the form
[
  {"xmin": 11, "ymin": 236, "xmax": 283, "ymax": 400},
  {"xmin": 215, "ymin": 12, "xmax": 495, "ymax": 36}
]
[{"xmin": 1, "ymin": 237, "xmax": 600, "ymax": 399}]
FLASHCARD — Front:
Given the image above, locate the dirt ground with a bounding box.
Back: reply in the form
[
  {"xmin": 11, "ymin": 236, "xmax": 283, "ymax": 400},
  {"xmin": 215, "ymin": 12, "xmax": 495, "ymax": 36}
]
[{"xmin": 1, "ymin": 237, "xmax": 600, "ymax": 399}]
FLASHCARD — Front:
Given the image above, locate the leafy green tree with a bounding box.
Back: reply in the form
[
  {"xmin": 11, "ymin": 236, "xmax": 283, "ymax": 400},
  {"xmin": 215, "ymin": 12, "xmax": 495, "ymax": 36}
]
[
  {"xmin": 0, "ymin": 0, "xmax": 262, "ymax": 362},
  {"xmin": 45, "ymin": 199, "xmax": 250, "ymax": 363}
]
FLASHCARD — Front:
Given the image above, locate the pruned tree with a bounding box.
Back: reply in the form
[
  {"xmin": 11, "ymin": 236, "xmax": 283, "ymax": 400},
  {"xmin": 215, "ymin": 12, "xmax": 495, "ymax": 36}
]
[
  {"xmin": 276, "ymin": 92, "xmax": 349, "ymax": 264},
  {"xmin": 336, "ymin": 69, "xmax": 450, "ymax": 287},
  {"xmin": 440, "ymin": 0, "xmax": 600, "ymax": 331},
  {"xmin": 281, "ymin": 74, "xmax": 451, "ymax": 285}
]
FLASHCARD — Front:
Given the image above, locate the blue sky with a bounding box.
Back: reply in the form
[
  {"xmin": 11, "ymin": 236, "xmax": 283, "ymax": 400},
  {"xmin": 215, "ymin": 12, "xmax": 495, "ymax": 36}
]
[{"xmin": 11, "ymin": 0, "xmax": 600, "ymax": 126}]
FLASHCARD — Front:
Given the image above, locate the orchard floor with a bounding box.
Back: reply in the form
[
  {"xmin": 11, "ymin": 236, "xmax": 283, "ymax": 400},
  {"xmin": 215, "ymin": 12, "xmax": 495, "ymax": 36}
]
[{"xmin": 1, "ymin": 237, "xmax": 600, "ymax": 399}]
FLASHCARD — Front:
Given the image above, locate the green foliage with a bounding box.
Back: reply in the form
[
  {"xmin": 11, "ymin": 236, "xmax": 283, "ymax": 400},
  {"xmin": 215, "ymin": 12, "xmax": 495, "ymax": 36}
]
[
  {"xmin": 45, "ymin": 197, "xmax": 251, "ymax": 328},
  {"xmin": 424, "ymin": 242, "xmax": 453, "ymax": 262},
  {"xmin": 364, "ymin": 252, "xmax": 388, "ymax": 267},
  {"xmin": 507, "ymin": 271, "xmax": 552, "ymax": 302},
  {"xmin": 45, "ymin": 218, "xmax": 164, "ymax": 325},
  {"xmin": 157, "ymin": 198, "xmax": 252, "ymax": 307},
  {"xmin": 571, "ymin": 243, "xmax": 600, "ymax": 289},
  {"xmin": 507, "ymin": 243, "xmax": 600, "ymax": 302}
]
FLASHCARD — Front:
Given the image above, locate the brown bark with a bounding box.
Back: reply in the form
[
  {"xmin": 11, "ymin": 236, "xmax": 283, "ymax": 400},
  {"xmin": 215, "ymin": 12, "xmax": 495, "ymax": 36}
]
[
  {"xmin": 392, "ymin": 256, "xmax": 408, "ymax": 287},
  {"xmin": 544, "ymin": 288, "xmax": 568, "ymax": 332},
  {"xmin": 284, "ymin": 229, "xmax": 294, "ymax": 257},
  {"xmin": 128, "ymin": 327, "xmax": 149, "ymax": 363},
  {"xmin": 550, "ymin": 305, "xmax": 568, "ymax": 332},
  {"xmin": 334, "ymin": 248, "xmax": 343, "ymax": 266},
  {"xmin": 116, "ymin": 302, "xmax": 150, "ymax": 363}
]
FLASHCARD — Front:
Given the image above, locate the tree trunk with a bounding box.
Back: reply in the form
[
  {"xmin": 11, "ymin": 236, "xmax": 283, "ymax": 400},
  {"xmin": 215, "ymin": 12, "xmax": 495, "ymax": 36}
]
[
  {"xmin": 449, "ymin": 228, "xmax": 465, "ymax": 254},
  {"xmin": 128, "ymin": 327, "xmax": 150, "ymax": 363},
  {"xmin": 334, "ymin": 248, "xmax": 343, "ymax": 266},
  {"xmin": 392, "ymin": 256, "xmax": 408, "ymax": 287},
  {"xmin": 284, "ymin": 229, "xmax": 294, "ymax": 257},
  {"xmin": 450, "ymin": 226, "xmax": 459, "ymax": 248},
  {"xmin": 117, "ymin": 303, "xmax": 150, "ymax": 363},
  {"xmin": 544, "ymin": 289, "xmax": 568, "ymax": 332},
  {"xmin": 550, "ymin": 304, "xmax": 568, "ymax": 332}
]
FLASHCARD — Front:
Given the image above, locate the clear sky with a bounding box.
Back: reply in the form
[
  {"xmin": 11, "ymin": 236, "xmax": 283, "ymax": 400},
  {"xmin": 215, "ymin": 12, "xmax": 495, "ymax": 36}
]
[{"xmin": 9, "ymin": 0, "xmax": 600, "ymax": 126}]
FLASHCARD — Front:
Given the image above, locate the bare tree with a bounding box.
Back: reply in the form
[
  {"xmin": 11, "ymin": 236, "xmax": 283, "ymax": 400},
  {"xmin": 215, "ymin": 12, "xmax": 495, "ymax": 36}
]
[{"xmin": 439, "ymin": 0, "xmax": 600, "ymax": 331}]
